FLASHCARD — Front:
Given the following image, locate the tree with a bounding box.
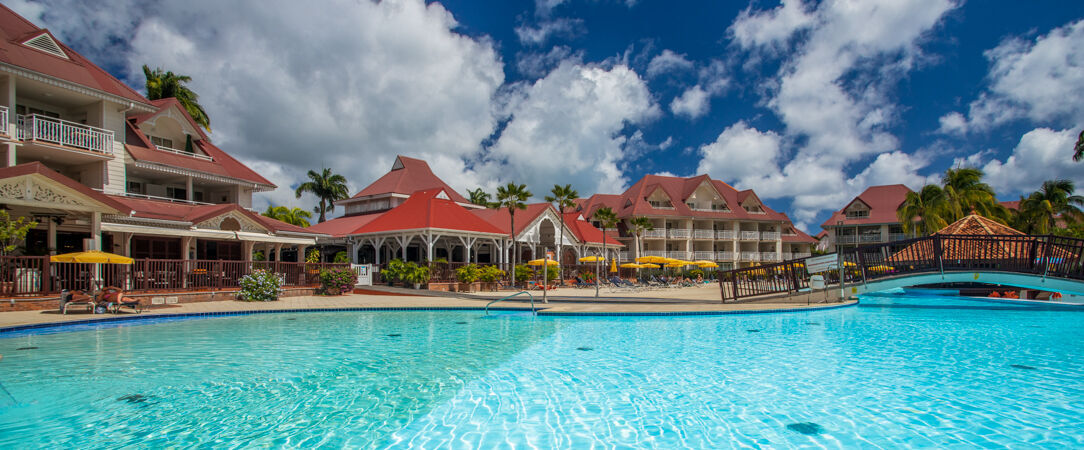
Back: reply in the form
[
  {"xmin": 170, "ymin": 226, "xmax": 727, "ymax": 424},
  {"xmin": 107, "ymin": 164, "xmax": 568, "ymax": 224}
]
[
  {"xmin": 467, "ymin": 188, "xmax": 493, "ymax": 208},
  {"xmin": 295, "ymin": 168, "xmax": 349, "ymax": 223},
  {"xmin": 897, "ymin": 184, "xmax": 952, "ymax": 236},
  {"xmin": 494, "ymin": 183, "xmax": 531, "ymax": 266},
  {"xmin": 0, "ymin": 211, "xmax": 37, "ymax": 255},
  {"xmin": 941, "ymin": 168, "xmax": 1006, "ymax": 222},
  {"xmin": 1016, "ymin": 179, "xmax": 1084, "ymax": 234},
  {"xmin": 1074, "ymin": 129, "xmax": 1083, "ymax": 162},
  {"xmin": 544, "ymin": 183, "xmax": 579, "ymax": 280},
  {"xmin": 627, "ymin": 216, "xmax": 654, "ymax": 261},
  {"xmin": 142, "ymin": 65, "xmax": 211, "ymax": 131},
  {"xmin": 591, "ymin": 206, "xmax": 619, "ymax": 297},
  {"xmin": 262, "ymin": 205, "xmax": 313, "ymax": 227}
]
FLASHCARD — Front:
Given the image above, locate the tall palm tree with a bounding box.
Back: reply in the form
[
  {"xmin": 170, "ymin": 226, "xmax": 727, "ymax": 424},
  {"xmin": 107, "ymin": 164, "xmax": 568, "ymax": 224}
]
[
  {"xmin": 262, "ymin": 205, "xmax": 313, "ymax": 227},
  {"xmin": 1074, "ymin": 129, "xmax": 1083, "ymax": 162},
  {"xmin": 941, "ymin": 168, "xmax": 1006, "ymax": 222},
  {"xmin": 295, "ymin": 168, "xmax": 349, "ymax": 223},
  {"xmin": 467, "ymin": 188, "xmax": 493, "ymax": 207},
  {"xmin": 143, "ymin": 65, "xmax": 211, "ymax": 131},
  {"xmin": 494, "ymin": 183, "xmax": 531, "ymax": 266},
  {"xmin": 544, "ymin": 184, "xmax": 579, "ymax": 279},
  {"xmin": 897, "ymin": 184, "xmax": 952, "ymax": 236},
  {"xmin": 1017, "ymin": 179, "xmax": 1084, "ymax": 234},
  {"xmin": 627, "ymin": 216, "xmax": 654, "ymax": 261},
  {"xmin": 591, "ymin": 207, "xmax": 619, "ymax": 297}
]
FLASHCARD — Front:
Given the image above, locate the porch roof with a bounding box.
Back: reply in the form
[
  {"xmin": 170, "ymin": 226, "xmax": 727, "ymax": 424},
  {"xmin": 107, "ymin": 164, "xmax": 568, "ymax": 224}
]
[
  {"xmin": 0, "ymin": 162, "xmax": 128, "ymax": 214},
  {"xmin": 354, "ymin": 189, "xmax": 504, "ymax": 236}
]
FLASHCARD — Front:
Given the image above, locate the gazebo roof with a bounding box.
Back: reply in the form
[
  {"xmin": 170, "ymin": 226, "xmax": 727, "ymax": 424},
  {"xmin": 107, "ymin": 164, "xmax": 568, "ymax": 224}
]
[{"xmin": 935, "ymin": 214, "xmax": 1023, "ymax": 236}]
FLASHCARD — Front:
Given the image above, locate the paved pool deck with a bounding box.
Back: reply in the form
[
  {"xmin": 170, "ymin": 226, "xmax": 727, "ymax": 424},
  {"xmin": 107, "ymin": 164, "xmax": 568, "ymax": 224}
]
[{"xmin": 0, "ymin": 288, "xmax": 853, "ymax": 330}]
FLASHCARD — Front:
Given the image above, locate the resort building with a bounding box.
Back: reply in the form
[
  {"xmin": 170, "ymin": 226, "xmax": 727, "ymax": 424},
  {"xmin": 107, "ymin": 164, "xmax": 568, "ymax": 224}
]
[
  {"xmin": 820, "ymin": 185, "xmax": 913, "ymax": 252},
  {"xmin": 309, "ymin": 156, "xmax": 621, "ymax": 266},
  {"xmin": 576, "ymin": 174, "xmax": 815, "ymax": 268},
  {"xmin": 0, "ymin": 5, "xmax": 323, "ymax": 261}
]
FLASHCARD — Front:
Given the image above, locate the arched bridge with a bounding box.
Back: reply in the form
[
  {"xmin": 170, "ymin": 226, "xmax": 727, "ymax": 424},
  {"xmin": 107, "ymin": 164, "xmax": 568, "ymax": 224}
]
[{"xmin": 719, "ymin": 234, "xmax": 1084, "ymax": 302}]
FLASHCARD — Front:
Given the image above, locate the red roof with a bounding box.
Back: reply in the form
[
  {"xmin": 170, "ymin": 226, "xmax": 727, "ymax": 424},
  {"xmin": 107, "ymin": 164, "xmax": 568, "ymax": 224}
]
[
  {"xmin": 577, "ymin": 173, "xmax": 789, "ymax": 222},
  {"xmin": 350, "ymin": 156, "xmax": 469, "ymax": 204},
  {"xmin": 0, "ymin": 162, "xmax": 128, "ymax": 213},
  {"xmin": 563, "ymin": 213, "xmax": 622, "ymax": 246},
  {"xmin": 821, "ymin": 184, "xmax": 913, "ymax": 228},
  {"xmin": 471, "ymin": 203, "xmax": 551, "ymax": 235},
  {"xmin": 0, "ymin": 5, "xmax": 151, "ymax": 106},
  {"xmin": 355, "ymin": 189, "xmax": 504, "ymax": 235},
  {"xmin": 305, "ymin": 213, "xmax": 384, "ymax": 237},
  {"xmin": 125, "ymin": 102, "xmax": 274, "ymax": 187},
  {"xmin": 108, "ymin": 195, "xmax": 320, "ymax": 235}
]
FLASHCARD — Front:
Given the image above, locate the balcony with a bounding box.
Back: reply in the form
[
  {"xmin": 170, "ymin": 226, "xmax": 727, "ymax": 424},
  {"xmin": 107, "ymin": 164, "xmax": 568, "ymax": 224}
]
[
  {"xmin": 793, "ymin": 252, "xmax": 811, "ymax": 259},
  {"xmin": 717, "ymin": 251, "xmax": 736, "ymax": 260},
  {"xmin": 836, "ymin": 235, "xmax": 856, "ymax": 244},
  {"xmin": 692, "ymin": 229, "xmax": 714, "ymax": 239},
  {"xmin": 0, "ymin": 106, "xmax": 7, "ymax": 136},
  {"xmin": 781, "ymin": 252, "xmax": 792, "ymax": 260},
  {"xmin": 760, "ymin": 252, "xmax": 778, "ymax": 262},
  {"xmin": 740, "ymin": 231, "xmax": 760, "ymax": 240},
  {"xmin": 644, "ymin": 250, "xmax": 667, "ymax": 257},
  {"xmin": 716, "ymin": 230, "xmax": 736, "ymax": 240},
  {"xmin": 741, "ymin": 251, "xmax": 759, "ymax": 261},
  {"xmin": 667, "ymin": 251, "xmax": 690, "ymax": 260},
  {"xmin": 761, "ymin": 231, "xmax": 781, "ymax": 240},
  {"xmin": 888, "ymin": 233, "xmax": 909, "ymax": 242},
  {"xmin": 668, "ymin": 229, "xmax": 691, "ymax": 239},
  {"xmin": 156, "ymin": 145, "xmax": 213, "ymax": 162},
  {"xmin": 643, "ymin": 230, "xmax": 666, "ymax": 239},
  {"xmin": 859, "ymin": 234, "xmax": 884, "ymax": 243},
  {"xmin": 17, "ymin": 114, "xmax": 114, "ymax": 156},
  {"xmin": 692, "ymin": 251, "xmax": 716, "ymax": 260},
  {"xmin": 618, "ymin": 251, "xmax": 631, "ymax": 261}
]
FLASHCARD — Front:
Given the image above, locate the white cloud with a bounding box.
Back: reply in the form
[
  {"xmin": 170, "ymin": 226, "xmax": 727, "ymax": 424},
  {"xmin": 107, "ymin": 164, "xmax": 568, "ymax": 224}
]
[
  {"xmin": 646, "ymin": 50, "xmax": 694, "ymax": 78},
  {"xmin": 945, "ymin": 19, "xmax": 1084, "ymax": 133},
  {"xmin": 697, "ymin": 122, "xmax": 782, "ymax": 182},
  {"xmin": 980, "ymin": 127, "xmax": 1083, "ymax": 196},
  {"xmin": 937, "ymin": 111, "xmax": 968, "ymax": 134},
  {"xmin": 729, "ymin": 0, "xmax": 814, "ymax": 50},
  {"xmin": 516, "ymin": 45, "xmax": 581, "ymax": 78},
  {"xmin": 670, "ymin": 85, "xmax": 711, "ymax": 119},
  {"xmin": 475, "ymin": 61, "xmax": 659, "ymax": 197},
  {"xmin": 515, "ymin": 17, "xmax": 584, "ymax": 46}
]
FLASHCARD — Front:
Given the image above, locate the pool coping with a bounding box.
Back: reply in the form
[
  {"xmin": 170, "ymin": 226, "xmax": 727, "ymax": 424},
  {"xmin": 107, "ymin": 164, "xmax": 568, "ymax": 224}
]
[{"xmin": 0, "ymin": 302, "xmax": 859, "ymax": 335}]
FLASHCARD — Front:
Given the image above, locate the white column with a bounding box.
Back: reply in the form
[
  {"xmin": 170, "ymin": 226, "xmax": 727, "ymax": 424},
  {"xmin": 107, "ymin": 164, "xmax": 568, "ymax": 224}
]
[
  {"xmin": 47, "ymin": 218, "xmax": 57, "ymax": 255},
  {"xmin": 348, "ymin": 239, "xmax": 358, "ymax": 264},
  {"xmin": 186, "ymin": 176, "xmax": 194, "ymax": 202},
  {"xmin": 243, "ymin": 241, "xmax": 255, "ymax": 262},
  {"xmin": 90, "ymin": 212, "xmax": 101, "ymax": 250}
]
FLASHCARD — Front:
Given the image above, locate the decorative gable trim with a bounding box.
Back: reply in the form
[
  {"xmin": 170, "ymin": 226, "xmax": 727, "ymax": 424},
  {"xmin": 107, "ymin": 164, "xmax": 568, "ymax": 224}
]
[
  {"xmin": 23, "ymin": 33, "xmax": 67, "ymax": 59},
  {"xmin": 196, "ymin": 210, "xmax": 268, "ymax": 234}
]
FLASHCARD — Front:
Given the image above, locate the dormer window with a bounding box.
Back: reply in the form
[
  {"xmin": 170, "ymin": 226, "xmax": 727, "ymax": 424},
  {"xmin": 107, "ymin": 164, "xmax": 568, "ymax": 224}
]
[
  {"xmin": 744, "ymin": 205, "xmax": 763, "ymax": 213},
  {"xmin": 149, "ymin": 135, "xmax": 174, "ymax": 149},
  {"xmin": 846, "ymin": 210, "xmax": 869, "ymax": 218},
  {"xmin": 649, "ymin": 200, "xmax": 673, "ymax": 209},
  {"xmin": 711, "ymin": 203, "xmax": 729, "ymax": 212}
]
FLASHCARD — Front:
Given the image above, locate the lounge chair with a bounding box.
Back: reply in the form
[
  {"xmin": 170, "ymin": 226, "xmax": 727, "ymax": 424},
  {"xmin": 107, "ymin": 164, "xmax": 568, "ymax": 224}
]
[
  {"xmin": 60, "ymin": 289, "xmax": 95, "ymax": 314},
  {"xmin": 572, "ymin": 276, "xmax": 592, "ymax": 288},
  {"xmin": 98, "ymin": 286, "xmax": 142, "ymax": 314}
]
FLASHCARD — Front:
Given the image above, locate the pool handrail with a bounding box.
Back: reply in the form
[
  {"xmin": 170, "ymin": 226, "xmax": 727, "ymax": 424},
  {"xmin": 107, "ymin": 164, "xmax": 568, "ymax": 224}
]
[{"xmin": 485, "ymin": 291, "xmax": 535, "ymax": 315}]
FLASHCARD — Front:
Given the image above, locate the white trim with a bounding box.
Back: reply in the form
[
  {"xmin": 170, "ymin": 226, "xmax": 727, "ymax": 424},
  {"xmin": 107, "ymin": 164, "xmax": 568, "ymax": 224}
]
[
  {"xmin": 0, "ymin": 63, "xmax": 156, "ymax": 112},
  {"xmin": 22, "ymin": 33, "xmax": 67, "ymax": 59},
  {"xmin": 235, "ymin": 231, "xmax": 316, "ymax": 245},
  {"xmin": 132, "ymin": 161, "xmax": 275, "ymax": 192}
]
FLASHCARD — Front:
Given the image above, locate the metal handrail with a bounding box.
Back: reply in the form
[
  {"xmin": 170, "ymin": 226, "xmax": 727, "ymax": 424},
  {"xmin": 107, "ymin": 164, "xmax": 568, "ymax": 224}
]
[{"xmin": 485, "ymin": 290, "xmax": 535, "ymax": 315}]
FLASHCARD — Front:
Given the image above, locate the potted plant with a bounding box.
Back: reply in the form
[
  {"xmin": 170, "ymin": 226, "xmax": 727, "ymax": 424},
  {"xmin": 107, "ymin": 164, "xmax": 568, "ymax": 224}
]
[
  {"xmin": 455, "ymin": 264, "xmax": 480, "ymax": 293},
  {"xmin": 402, "ymin": 263, "xmax": 430, "ymax": 289},
  {"xmin": 513, "ymin": 264, "xmax": 534, "ymax": 288},
  {"xmin": 478, "ymin": 265, "xmax": 505, "ymax": 292},
  {"xmin": 383, "ymin": 259, "xmax": 405, "ymax": 286}
]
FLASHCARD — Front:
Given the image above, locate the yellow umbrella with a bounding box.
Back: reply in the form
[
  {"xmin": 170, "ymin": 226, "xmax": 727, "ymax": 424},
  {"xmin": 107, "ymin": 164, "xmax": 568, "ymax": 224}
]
[
  {"xmin": 579, "ymin": 255, "xmax": 605, "ymax": 262},
  {"xmin": 692, "ymin": 260, "xmax": 715, "ymax": 265},
  {"xmin": 50, "ymin": 250, "xmax": 133, "ymax": 264},
  {"xmin": 610, "ymin": 258, "xmax": 618, "ymax": 273},
  {"xmin": 640, "ymin": 263, "xmax": 660, "ymax": 269},
  {"xmin": 665, "ymin": 262, "xmax": 687, "ymax": 268},
  {"xmin": 697, "ymin": 262, "xmax": 719, "ymax": 268},
  {"xmin": 635, "ymin": 256, "xmax": 668, "ymax": 264},
  {"xmin": 620, "ymin": 263, "xmax": 644, "ymax": 268},
  {"xmin": 527, "ymin": 258, "xmax": 558, "ymax": 266}
]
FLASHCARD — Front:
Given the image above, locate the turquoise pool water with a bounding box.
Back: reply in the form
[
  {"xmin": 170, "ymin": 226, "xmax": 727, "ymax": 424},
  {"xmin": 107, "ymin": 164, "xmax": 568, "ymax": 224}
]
[{"xmin": 0, "ymin": 295, "xmax": 1081, "ymax": 448}]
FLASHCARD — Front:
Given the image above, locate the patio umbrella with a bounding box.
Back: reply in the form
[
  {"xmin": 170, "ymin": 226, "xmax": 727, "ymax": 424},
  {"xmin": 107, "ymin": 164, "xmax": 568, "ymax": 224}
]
[
  {"xmin": 620, "ymin": 263, "xmax": 644, "ymax": 268},
  {"xmin": 639, "ymin": 263, "xmax": 660, "ymax": 269},
  {"xmin": 697, "ymin": 262, "xmax": 719, "ymax": 268},
  {"xmin": 579, "ymin": 256, "xmax": 605, "ymax": 262},
  {"xmin": 635, "ymin": 256, "xmax": 669, "ymax": 264},
  {"xmin": 610, "ymin": 258, "xmax": 618, "ymax": 273},
  {"xmin": 692, "ymin": 260, "xmax": 715, "ymax": 265},
  {"xmin": 527, "ymin": 258, "xmax": 558, "ymax": 266},
  {"xmin": 50, "ymin": 250, "xmax": 133, "ymax": 264}
]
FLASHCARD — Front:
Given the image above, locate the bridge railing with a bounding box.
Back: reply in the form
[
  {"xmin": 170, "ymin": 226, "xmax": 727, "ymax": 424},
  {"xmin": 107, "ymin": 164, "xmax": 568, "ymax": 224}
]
[{"xmin": 719, "ymin": 234, "xmax": 1084, "ymax": 302}]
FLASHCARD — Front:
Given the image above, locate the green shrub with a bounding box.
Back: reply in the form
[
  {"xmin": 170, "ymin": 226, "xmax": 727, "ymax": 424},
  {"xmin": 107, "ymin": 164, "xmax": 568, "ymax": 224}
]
[
  {"xmin": 513, "ymin": 264, "xmax": 534, "ymax": 283},
  {"xmin": 306, "ymin": 249, "xmax": 321, "ymax": 264},
  {"xmin": 543, "ymin": 265, "xmax": 558, "ymax": 283},
  {"xmin": 401, "ymin": 262, "xmax": 430, "ymax": 286},
  {"xmin": 479, "ymin": 265, "xmax": 505, "ymax": 282},
  {"xmin": 455, "ymin": 264, "xmax": 480, "ymax": 283},
  {"xmin": 319, "ymin": 267, "xmax": 357, "ymax": 294},
  {"xmin": 333, "ymin": 251, "xmax": 350, "ymax": 264},
  {"xmin": 238, "ymin": 269, "xmax": 282, "ymax": 302},
  {"xmin": 383, "ymin": 259, "xmax": 406, "ymax": 283}
]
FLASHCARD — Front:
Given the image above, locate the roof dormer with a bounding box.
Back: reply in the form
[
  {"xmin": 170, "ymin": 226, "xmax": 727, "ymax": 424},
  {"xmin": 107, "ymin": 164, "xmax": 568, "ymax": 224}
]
[
  {"xmin": 646, "ymin": 187, "xmax": 674, "ymax": 209},
  {"xmin": 844, "ymin": 199, "xmax": 871, "ymax": 218},
  {"xmin": 22, "ymin": 32, "xmax": 67, "ymax": 59},
  {"xmin": 685, "ymin": 179, "xmax": 729, "ymax": 212}
]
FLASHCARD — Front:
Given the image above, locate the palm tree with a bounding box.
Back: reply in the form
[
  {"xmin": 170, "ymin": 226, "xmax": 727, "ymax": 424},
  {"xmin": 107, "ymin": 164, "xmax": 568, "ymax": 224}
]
[
  {"xmin": 897, "ymin": 184, "xmax": 952, "ymax": 236},
  {"xmin": 467, "ymin": 188, "xmax": 493, "ymax": 207},
  {"xmin": 544, "ymin": 184, "xmax": 579, "ymax": 279},
  {"xmin": 494, "ymin": 183, "xmax": 531, "ymax": 266},
  {"xmin": 143, "ymin": 65, "xmax": 211, "ymax": 131},
  {"xmin": 941, "ymin": 168, "xmax": 1006, "ymax": 222},
  {"xmin": 262, "ymin": 205, "xmax": 313, "ymax": 227},
  {"xmin": 591, "ymin": 206, "xmax": 619, "ymax": 297},
  {"xmin": 627, "ymin": 216, "xmax": 654, "ymax": 261},
  {"xmin": 1017, "ymin": 179, "xmax": 1084, "ymax": 234},
  {"xmin": 295, "ymin": 168, "xmax": 349, "ymax": 223},
  {"xmin": 1074, "ymin": 129, "xmax": 1083, "ymax": 162}
]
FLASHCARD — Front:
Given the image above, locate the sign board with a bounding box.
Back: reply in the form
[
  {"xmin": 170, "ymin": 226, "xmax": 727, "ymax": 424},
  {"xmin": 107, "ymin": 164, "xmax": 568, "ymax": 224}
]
[{"xmin": 804, "ymin": 254, "xmax": 839, "ymax": 274}]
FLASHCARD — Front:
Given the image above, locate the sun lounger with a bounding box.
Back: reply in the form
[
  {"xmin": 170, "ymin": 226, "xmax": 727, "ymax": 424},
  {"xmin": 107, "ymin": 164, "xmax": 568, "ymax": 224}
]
[
  {"xmin": 60, "ymin": 289, "xmax": 95, "ymax": 314},
  {"xmin": 98, "ymin": 287, "xmax": 142, "ymax": 314}
]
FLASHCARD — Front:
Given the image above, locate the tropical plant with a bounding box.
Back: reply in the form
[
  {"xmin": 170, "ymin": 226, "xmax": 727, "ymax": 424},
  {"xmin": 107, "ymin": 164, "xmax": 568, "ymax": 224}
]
[
  {"xmin": 1015, "ymin": 179, "xmax": 1084, "ymax": 234},
  {"xmin": 383, "ymin": 258, "xmax": 406, "ymax": 284},
  {"xmin": 238, "ymin": 269, "xmax": 282, "ymax": 302},
  {"xmin": 0, "ymin": 211, "xmax": 37, "ymax": 256},
  {"xmin": 494, "ymin": 183, "xmax": 532, "ymax": 266},
  {"xmin": 1074, "ymin": 129, "xmax": 1083, "ymax": 162},
  {"xmin": 306, "ymin": 249, "xmax": 321, "ymax": 264},
  {"xmin": 333, "ymin": 251, "xmax": 350, "ymax": 264},
  {"xmin": 897, "ymin": 184, "xmax": 952, "ymax": 236},
  {"xmin": 627, "ymin": 216, "xmax": 654, "ymax": 260},
  {"xmin": 479, "ymin": 265, "xmax": 505, "ymax": 283},
  {"xmin": 513, "ymin": 264, "xmax": 534, "ymax": 283},
  {"xmin": 142, "ymin": 65, "xmax": 210, "ymax": 131},
  {"xmin": 295, "ymin": 168, "xmax": 350, "ymax": 223},
  {"xmin": 319, "ymin": 267, "xmax": 357, "ymax": 295},
  {"xmin": 262, "ymin": 205, "xmax": 313, "ymax": 227},
  {"xmin": 455, "ymin": 264, "xmax": 480, "ymax": 284},
  {"xmin": 545, "ymin": 183, "xmax": 579, "ymax": 280},
  {"xmin": 941, "ymin": 168, "xmax": 1006, "ymax": 222},
  {"xmin": 542, "ymin": 264, "xmax": 559, "ymax": 284},
  {"xmin": 401, "ymin": 262, "xmax": 430, "ymax": 287},
  {"xmin": 592, "ymin": 206, "xmax": 619, "ymax": 258},
  {"xmin": 467, "ymin": 188, "xmax": 494, "ymax": 207}
]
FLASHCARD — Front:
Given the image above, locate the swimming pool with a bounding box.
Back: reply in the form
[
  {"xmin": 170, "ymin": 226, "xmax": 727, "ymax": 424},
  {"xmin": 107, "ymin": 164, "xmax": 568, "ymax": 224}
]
[{"xmin": 0, "ymin": 295, "xmax": 1080, "ymax": 447}]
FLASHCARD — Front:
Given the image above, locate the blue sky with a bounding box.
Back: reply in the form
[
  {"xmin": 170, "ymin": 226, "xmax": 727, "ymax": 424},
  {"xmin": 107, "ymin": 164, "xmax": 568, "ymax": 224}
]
[{"xmin": 11, "ymin": 0, "xmax": 1084, "ymax": 232}]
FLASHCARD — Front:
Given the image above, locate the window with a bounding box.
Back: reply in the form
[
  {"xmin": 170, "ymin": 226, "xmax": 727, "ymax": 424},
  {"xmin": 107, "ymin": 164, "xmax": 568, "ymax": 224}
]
[
  {"xmin": 649, "ymin": 200, "xmax": 672, "ymax": 209},
  {"xmin": 149, "ymin": 136, "xmax": 174, "ymax": 148},
  {"xmin": 166, "ymin": 187, "xmax": 187, "ymax": 200},
  {"xmin": 194, "ymin": 191, "xmax": 204, "ymax": 202},
  {"xmin": 711, "ymin": 203, "xmax": 729, "ymax": 211},
  {"xmin": 127, "ymin": 181, "xmax": 144, "ymax": 194},
  {"xmin": 686, "ymin": 202, "xmax": 696, "ymax": 209},
  {"xmin": 16, "ymin": 105, "xmax": 60, "ymax": 118},
  {"xmin": 846, "ymin": 210, "xmax": 869, "ymax": 218}
]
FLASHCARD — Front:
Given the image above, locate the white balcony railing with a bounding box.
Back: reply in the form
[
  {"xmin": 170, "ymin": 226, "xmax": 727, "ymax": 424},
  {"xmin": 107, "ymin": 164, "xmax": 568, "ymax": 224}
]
[
  {"xmin": 741, "ymin": 251, "xmax": 760, "ymax": 261},
  {"xmin": 0, "ymin": 106, "xmax": 7, "ymax": 136},
  {"xmin": 781, "ymin": 252, "xmax": 793, "ymax": 260},
  {"xmin": 618, "ymin": 251, "xmax": 631, "ymax": 261},
  {"xmin": 793, "ymin": 252, "xmax": 812, "ymax": 259},
  {"xmin": 17, "ymin": 114, "xmax": 114, "ymax": 155},
  {"xmin": 643, "ymin": 230, "xmax": 667, "ymax": 239},
  {"xmin": 859, "ymin": 234, "xmax": 884, "ymax": 243},
  {"xmin": 644, "ymin": 250, "xmax": 667, "ymax": 257},
  {"xmin": 668, "ymin": 229, "xmax": 691, "ymax": 239},
  {"xmin": 836, "ymin": 235, "xmax": 857, "ymax": 244},
  {"xmin": 760, "ymin": 252, "xmax": 779, "ymax": 262},
  {"xmin": 667, "ymin": 251, "xmax": 690, "ymax": 260},
  {"xmin": 717, "ymin": 251, "xmax": 736, "ymax": 260},
  {"xmin": 717, "ymin": 230, "xmax": 736, "ymax": 240},
  {"xmin": 760, "ymin": 231, "xmax": 781, "ymax": 240},
  {"xmin": 740, "ymin": 231, "xmax": 760, "ymax": 240},
  {"xmin": 156, "ymin": 145, "xmax": 213, "ymax": 162},
  {"xmin": 888, "ymin": 233, "xmax": 909, "ymax": 242},
  {"xmin": 693, "ymin": 229, "xmax": 715, "ymax": 239},
  {"xmin": 692, "ymin": 251, "xmax": 715, "ymax": 260}
]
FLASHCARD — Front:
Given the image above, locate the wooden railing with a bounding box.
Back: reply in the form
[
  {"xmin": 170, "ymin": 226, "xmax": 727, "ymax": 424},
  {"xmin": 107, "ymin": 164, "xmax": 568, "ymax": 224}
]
[
  {"xmin": 0, "ymin": 257, "xmax": 349, "ymax": 296},
  {"xmin": 718, "ymin": 234, "xmax": 1084, "ymax": 302}
]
